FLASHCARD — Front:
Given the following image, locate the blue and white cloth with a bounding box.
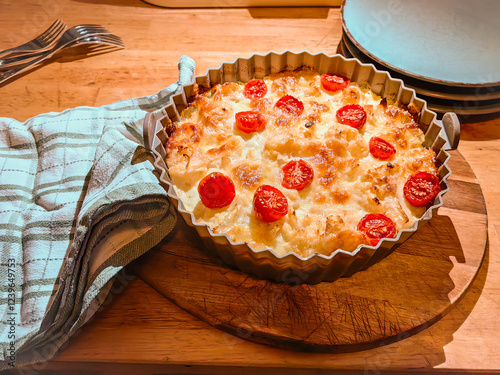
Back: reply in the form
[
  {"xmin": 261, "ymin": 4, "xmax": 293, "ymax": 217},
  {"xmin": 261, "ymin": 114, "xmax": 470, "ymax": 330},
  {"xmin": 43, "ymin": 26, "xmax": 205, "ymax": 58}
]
[{"xmin": 0, "ymin": 55, "xmax": 195, "ymax": 369}]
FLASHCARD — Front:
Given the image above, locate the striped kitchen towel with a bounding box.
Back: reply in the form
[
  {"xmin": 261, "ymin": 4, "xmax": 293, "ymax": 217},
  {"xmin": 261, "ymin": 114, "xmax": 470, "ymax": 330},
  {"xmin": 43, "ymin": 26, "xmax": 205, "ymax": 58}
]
[{"xmin": 0, "ymin": 55, "xmax": 195, "ymax": 369}]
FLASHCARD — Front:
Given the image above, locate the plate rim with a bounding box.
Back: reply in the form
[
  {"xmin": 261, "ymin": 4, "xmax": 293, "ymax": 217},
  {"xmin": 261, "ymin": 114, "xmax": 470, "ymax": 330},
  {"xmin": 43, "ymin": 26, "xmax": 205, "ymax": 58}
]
[{"xmin": 340, "ymin": 34, "xmax": 500, "ymax": 101}]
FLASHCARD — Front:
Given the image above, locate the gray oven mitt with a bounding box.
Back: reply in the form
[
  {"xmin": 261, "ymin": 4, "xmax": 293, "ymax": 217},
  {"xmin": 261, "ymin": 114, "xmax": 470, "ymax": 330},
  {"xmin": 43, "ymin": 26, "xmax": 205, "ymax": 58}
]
[{"xmin": 0, "ymin": 55, "xmax": 195, "ymax": 369}]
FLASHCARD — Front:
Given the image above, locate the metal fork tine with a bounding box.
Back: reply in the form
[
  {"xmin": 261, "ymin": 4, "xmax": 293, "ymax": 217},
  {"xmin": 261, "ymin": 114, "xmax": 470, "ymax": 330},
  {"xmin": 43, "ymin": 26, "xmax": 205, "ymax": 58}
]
[
  {"xmin": 65, "ymin": 33, "xmax": 125, "ymax": 50},
  {"xmin": 37, "ymin": 19, "xmax": 63, "ymax": 40},
  {"xmin": 38, "ymin": 19, "xmax": 65, "ymax": 43},
  {"xmin": 95, "ymin": 34, "xmax": 124, "ymax": 43},
  {"xmin": 104, "ymin": 39, "xmax": 124, "ymax": 48},
  {"xmin": 75, "ymin": 24, "xmax": 109, "ymax": 30},
  {"xmin": 85, "ymin": 33, "xmax": 122, "ymax": 41},
  {"xmin": 68, "ymin": 33, "xmax": 123, "ymax": 46},
  {"xmin": 79, "ymin": 37, "xmax": 124, "ymax": 49},
  {"xmin": 36, "ymin": 20, "xmax": 59, "ymax": 42},
  {"xmin": 76, "ymin": 26, "xmax": 111, "ymax": 34},
  {"xmin": 39, "ymin": 21, "xmax": 66, "ymax": 44}
]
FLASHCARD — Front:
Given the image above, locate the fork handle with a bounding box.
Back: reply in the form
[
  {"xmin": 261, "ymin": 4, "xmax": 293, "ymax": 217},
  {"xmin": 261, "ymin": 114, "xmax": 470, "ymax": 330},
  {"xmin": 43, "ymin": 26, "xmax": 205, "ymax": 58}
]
[
  {"xmin": 0, "ymin": 51, "xmax": 46, "ymax": 69},
  {"xmin": 0, "ymin": 49, "xmax": 57, "ymax": 85},
  {"xmin": 0, "ymin": 47, "xmax": 37, "ymax": 59}
]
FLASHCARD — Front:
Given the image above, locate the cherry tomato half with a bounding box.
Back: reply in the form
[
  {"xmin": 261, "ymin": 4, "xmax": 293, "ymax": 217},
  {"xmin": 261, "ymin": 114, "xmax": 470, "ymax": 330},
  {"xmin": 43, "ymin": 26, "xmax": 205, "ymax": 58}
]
[
  {"xmin": 198, "ymin": 172, "xmax": 236, "ymax": 209},
  {"xmin": 235, "ymin": 111, "xmax": 266, "ymax": 133},
  {"xmin": 275, "ymin": 95, "xmax": 304, "ymax": 117},
  {"xmin": 244, "ymin": 79, "xmax": 267, "ymax": 100},
  {"xmin": 320, "ymin": 73, "xmax": 350, "ymax": 92},
  {"xmin": 336, "ymin": 104, "xmax": 367, "ymax": 129},
  {"xmin": 253, "ymin": 185, "xmax": 288, "ymax": 222},
  {"xmin": 369, "ymin": 137, "xmax": 396, "ymax": 160},
  {"xmin": 403, "ymin": 171, "xmax": 441, "ymax": 207},
  {"xmin": 357, "ymin": 213, "xmax": 396, "ymax": 246},
  {"xmin": 281, "ymin": 160, "xmax": 314, "ymax": 190}
]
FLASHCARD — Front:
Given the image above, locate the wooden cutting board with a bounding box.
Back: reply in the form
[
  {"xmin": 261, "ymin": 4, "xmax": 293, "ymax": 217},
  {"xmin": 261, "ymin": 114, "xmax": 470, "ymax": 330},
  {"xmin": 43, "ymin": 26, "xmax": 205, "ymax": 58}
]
[
  {"xmin": 132, "ymin": 150, "xmax": 487, "ymax": 353},
  {"xmin": 142, "ymin": 0, "xmax": 343, "ymax": 8}
]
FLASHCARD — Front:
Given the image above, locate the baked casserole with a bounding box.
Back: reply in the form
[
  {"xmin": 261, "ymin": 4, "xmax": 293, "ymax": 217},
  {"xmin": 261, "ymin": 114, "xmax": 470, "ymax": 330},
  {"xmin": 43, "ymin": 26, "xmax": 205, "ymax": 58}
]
[{"xmin": 164, "ymin": 67, "xmax": 442, "ymax": 258}]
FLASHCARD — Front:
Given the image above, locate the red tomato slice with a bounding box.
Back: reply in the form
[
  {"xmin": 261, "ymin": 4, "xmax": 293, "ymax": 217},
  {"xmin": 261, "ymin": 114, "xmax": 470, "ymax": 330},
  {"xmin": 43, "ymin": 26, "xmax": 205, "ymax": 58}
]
[
  {"xmin": 244, "ymin": 79, "xmax": 267, "ymax": 100},
  {"xmin": 336, "ymin": 104, "xmax": 367, "ymax": 129},
  {"xmin": 281, "ymin": 160, "xmax": 314, "ymax": 190},
  {"xmin": 403, "ymin": 171, "xmax": 441, "ymax": 207},
  {"xmin": 357, "ymin": 213, "xmax": 396, "ymax": 246},
  {"xmin": 235, "ymin": 111, "xmax": 266, "ymax": 133},
  {"xmin": 253, "ymin": 185, "xmax": 288, "ymax": 222},
  {"xmin": 198, "ymin": 172, "xmax": 236, "ymax": 209},
  {"xmin": 320, "ymin": 73, "xmax": 350, "ymax": 92},
  {"xmin": 369, "ymin": 137, "xmax": 396, "ymax": 160},
  {"xmin": 275, "ymin": 95, "xmax": 304, "ymax": 117}
]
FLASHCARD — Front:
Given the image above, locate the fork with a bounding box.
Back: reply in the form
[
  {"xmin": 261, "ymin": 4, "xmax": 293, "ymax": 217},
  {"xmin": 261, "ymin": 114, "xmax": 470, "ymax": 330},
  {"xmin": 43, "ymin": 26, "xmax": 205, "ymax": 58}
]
[
  {"xmin": 0, "ymin": 24, "xmax": 115, "ymax": 69},
  {"xmin": 0, "ymin": 19, "xmax": 67, "ymax": 59},
  {"xmin": 0, "ymin": 33, "xmax": 124, "ymax": 85}
]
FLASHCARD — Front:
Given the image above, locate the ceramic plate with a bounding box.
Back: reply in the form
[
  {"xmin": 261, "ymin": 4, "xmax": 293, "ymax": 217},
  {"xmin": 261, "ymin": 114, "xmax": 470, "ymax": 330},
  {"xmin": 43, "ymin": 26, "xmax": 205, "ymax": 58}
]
[{"xmin": 341, "ymin": 0, "xmax": 500, "ymax": 87}]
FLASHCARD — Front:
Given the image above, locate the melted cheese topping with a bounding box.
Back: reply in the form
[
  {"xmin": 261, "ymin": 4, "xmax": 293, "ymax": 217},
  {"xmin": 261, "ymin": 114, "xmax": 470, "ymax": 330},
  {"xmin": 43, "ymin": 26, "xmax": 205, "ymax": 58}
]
[{"xmin": 165, "ymin": 68, "xmax": 437, "ymax": 257}]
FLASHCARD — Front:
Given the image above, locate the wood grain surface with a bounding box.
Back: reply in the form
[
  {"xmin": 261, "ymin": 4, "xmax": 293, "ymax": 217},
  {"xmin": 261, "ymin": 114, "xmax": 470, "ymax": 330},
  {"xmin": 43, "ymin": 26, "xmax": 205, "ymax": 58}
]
[{"xmin": 1, "ymin": 1, "xmax": 500, "ymax": 374}]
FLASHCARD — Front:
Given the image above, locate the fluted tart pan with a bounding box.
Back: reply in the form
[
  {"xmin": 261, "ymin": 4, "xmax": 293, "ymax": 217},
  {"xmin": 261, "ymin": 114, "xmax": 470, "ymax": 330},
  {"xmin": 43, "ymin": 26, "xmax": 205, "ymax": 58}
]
[{"xmin": 143, "ymin": 51, "xmax": 460, "ymax": 284}]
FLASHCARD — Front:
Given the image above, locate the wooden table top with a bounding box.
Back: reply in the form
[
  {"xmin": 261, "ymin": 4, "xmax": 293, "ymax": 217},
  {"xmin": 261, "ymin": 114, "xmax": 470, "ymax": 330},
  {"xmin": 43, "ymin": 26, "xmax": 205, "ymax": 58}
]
[{"xmin": 1, "ymin": 1, "xmax": 499, "ymax": 374}]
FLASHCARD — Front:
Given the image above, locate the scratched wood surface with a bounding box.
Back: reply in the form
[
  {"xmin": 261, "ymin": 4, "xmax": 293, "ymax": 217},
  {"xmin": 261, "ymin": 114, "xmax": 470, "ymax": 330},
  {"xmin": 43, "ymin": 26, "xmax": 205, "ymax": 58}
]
[
  {"xmin": 2, "ymin": 1, "xmax": 500, "ymax": 373},
  {"xmin": 132, "ymin": 150, "xmax": 487, "ymax": 352}
]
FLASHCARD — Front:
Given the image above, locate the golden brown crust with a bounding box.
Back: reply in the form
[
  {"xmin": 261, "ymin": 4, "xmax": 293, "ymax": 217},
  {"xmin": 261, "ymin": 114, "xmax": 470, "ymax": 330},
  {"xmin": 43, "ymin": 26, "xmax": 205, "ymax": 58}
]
[{"xmin": 232, "ymin": 163, "xmax": 263, "ymax": 190}]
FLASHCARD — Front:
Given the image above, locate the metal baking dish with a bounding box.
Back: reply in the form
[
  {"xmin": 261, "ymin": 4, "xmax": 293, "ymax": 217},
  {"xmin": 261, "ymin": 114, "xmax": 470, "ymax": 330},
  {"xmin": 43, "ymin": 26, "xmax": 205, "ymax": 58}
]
[{"xmin": 143, "ymin": 51, "xmax": 460, "ymax": 284}]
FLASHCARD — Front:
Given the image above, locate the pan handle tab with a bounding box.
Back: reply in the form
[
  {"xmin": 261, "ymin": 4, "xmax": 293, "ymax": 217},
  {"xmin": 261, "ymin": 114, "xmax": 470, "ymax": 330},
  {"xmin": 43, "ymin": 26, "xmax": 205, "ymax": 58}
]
[{"xmin": 441, "ymin": 112, "xmax": 460, "ymax": 150}]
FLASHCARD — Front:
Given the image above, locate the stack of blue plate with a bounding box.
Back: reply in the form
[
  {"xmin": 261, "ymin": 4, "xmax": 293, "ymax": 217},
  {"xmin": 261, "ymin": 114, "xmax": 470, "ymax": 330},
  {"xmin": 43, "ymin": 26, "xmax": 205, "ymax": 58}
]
[{"xmin": 340, "ymin": 0, "xmax": 500, "ymax": 122}]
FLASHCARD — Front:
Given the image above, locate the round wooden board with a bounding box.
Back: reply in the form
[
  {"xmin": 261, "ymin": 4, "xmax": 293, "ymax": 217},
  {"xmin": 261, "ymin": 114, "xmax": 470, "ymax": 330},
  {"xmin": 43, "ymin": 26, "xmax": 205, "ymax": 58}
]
[{"xmin": 132, "ymin": 150, "xmax": 487, "ymax": 353}]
